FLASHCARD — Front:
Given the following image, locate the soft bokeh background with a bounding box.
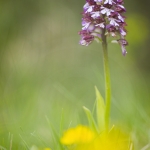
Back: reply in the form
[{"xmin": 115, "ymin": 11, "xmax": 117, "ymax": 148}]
[{"xmin": 0, "ymin": 0, "xmax": 150, "ymax": 149}]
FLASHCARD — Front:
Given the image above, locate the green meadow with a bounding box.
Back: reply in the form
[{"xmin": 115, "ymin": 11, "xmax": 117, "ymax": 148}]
[{"xmin": 0, "ymin": 0, "xmax": 150, "ymax": 149}]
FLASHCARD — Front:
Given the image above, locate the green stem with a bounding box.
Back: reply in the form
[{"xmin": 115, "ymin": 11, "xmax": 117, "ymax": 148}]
[{"xmin": 101, "ymin": 28, "xmax": 111, "ymax": 132}]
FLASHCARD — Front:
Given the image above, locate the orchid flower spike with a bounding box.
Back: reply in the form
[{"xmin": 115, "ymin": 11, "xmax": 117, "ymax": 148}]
[{"xmin": 79, "ymin": 0, "xmax": 128, "ymax": 56}]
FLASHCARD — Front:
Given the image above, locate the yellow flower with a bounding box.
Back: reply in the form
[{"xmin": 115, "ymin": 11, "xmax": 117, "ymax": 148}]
[
  {"xmin": 43, "ymin": 148, "xmax": 51, "ymax": 150},
  {"xmin": 61, "ymin": 125, "xmax": 131, "ymax": 150},
  {"xmin": 60, "ymin": 125, "xmax": 96, "ymax": 145}
]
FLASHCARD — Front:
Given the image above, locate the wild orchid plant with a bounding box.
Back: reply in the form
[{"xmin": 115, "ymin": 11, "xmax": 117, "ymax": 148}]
[
  {"xmin": 60, "ymin": 0, "xmax": 133, "ymax": 150},
  {"xmin": 28, "ymin": 1, "xmax": 132, "ymax": 148},
  {"xmin": 78, "ymin": 0, "xmax": 128, "ymax": 132}
]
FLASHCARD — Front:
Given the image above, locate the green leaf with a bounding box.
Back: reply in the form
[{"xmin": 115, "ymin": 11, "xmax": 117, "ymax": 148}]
[
  {"xmin": 83, "ymin": 106, "xmax": 98, "ymax": 132},
  {"xmin": 95, "ymin": 86, "xmax": 106, "ymax": 132}
]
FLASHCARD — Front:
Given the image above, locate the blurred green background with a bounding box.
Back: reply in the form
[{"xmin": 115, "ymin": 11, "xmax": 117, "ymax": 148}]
[{"xmin": 0, "ymin": 0, "xmax": 150, "ymax": 149}]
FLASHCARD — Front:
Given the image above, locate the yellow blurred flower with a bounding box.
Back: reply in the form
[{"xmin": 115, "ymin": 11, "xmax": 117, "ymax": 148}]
[
  {"xmin": 43, "ymin": 148, "xmax": 51, "ymax": 150},
  {"xmin": 60, "ymin": 125, "xmax": 96, "ymax": 145},
  {"xmin": 61, "ymin": 125, "xmax": 132, "ymax": 150}
]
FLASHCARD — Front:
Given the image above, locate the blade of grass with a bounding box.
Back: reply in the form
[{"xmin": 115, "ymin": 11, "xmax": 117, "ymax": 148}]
[
  {"xmin": 0, "ymin": 145, "xmax": 7, "ymax": 150},
  {"xmin": 83, "ymin": 106, "xmax": 98, "ymax": 132},
  {"xmin": 30, "ymin": 132, "xmax": 48, "ymax": 147},
  {"xmin": 45, "ymin": 116, "xmax": 64, "ymax": 150},
  {"xmin": 19, "ymin": 134, "xmax": 30, "ymax": 150},
  {"xmin": 141, "ymin": 144, "xmax": 150, "ymax": 150},
  {"xmin": 60, "ymin": 108, "xmax": 64, "ymax": 137},
  {"xmin": 9, "ymin": 134, "xmax": 13, "ymax": 150}
]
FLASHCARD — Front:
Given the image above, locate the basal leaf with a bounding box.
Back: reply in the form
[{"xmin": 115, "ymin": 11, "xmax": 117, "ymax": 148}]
[{"xmin": 95, "ymin": 86, "xmax": 105, "ymax": 132}]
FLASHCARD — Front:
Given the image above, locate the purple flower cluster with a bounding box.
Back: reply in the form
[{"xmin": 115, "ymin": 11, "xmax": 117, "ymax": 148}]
[{"xmin": 79, "ymin": 0, "xmax": 128, "ymax": 56}]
